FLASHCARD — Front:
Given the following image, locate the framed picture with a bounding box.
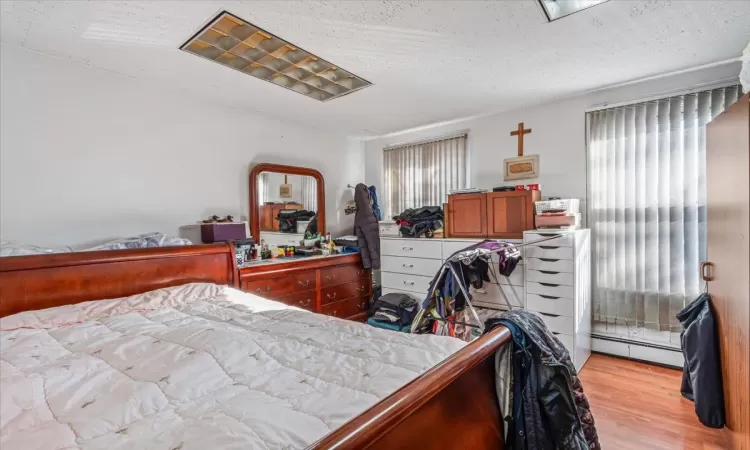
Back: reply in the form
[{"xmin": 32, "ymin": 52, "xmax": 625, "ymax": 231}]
[
  {"xmin": 504, "ymin": 154, "xmax": 539, "ymax": 181},
  {"xmin": 279, "ymin": 183, "xmax": 293, "ymax": 198}
]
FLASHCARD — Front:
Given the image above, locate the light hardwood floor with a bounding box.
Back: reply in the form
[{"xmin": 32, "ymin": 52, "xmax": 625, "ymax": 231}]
[{"xmin": 580, "ymin": 354, "xmax": 727, "ymax": 450}]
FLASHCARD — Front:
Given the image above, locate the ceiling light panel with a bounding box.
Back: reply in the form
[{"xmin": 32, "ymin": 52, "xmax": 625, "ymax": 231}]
[
  {"xmin": 537, "ymin": 0, "xmax": 609, "ymax": 22},
  {"xmin": 181, "ymin": 12, "xmax": 372, "ymax": 102}
]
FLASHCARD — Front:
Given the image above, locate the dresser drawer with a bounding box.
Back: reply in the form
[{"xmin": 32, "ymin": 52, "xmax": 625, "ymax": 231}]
[
  {"xmin": 382, "ymin": 239, "xmax": 442, "ymax": 259},
  {"xmin": 526, "ymin": 281, "xmax": 574, "ymax": 299},
  {"xmin": 471, "ymin": 283, "xmax": 525, "ymax": 310},
  {"xmin": 554, "ymin": 332, "xmax": 575, "ymax": 355},
  {"xmin": 275, "ymin": 290, "xmax": 316, "ymax": 311},
  {"xmin": 382, "ymin": 271, "xmax": 433, "ymax": 293},
  {"xmin": 320, "ymin": 264, "xmax": 368, "ymax": 288},
  {"xmin": 532, "ymin": 311, "xmax": 575, "ymax": 335},
  {"xmin": 321, "ymin": 296, "xmax": 370, "ymax": 319},
  {"xmin": 526, "ymin": 258, "xmax": 575, "ymax": 273},
  {"xmin": 526, "ymin": 293, "xmax": 575, "ymax": 317},
  {"xmin": 526, "ymin": 269, "xmax": 575, "ymax": 286},
  {"xmin": 525, "ymin": 232, "xmax": 574, "ymax": 247},
  {"xmin": 442, "ymin": 239, "xmax": 524, "ymax": 262},
  {"xmin": 381, "ymin": 255, "xmax": 443, "ymax": 277},
  {"xmin": 497, "ymin": 267, "xmax": 524, "ymax": 286},
  {"xmin": 242, "ymin": 271, "xmax": 317, "ymax": 299},
  {"xmin": 320, "ymin": 279, "xmax": 370, "ymax": 305},
  {"xmin": 524, "ymin": 245, "xmax": 574, "ymax": 260}
]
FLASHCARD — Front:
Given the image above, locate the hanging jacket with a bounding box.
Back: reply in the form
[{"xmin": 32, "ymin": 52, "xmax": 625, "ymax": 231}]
[
  {"xmin": 353, "ymin": 183, "xmax": 380, "ymax": 269},
  {"xmin": 487, "ymin": 310, "xmax": 600, "ymax": 450},
  {"xmin": 676, "ymin": 293, "xmax": 726, "ymax": 428},
  {"xmin": 368, "ymin": 185, "xmax": 383, "ymax": 221}
]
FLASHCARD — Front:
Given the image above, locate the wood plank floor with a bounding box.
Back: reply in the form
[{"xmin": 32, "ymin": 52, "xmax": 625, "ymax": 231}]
[{"xmin": 580, "ymin": 354, "xmax": 727, "ymax": 450}]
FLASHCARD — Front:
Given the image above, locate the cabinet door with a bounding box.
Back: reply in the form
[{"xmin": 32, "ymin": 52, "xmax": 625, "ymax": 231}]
[
  {"xmin": 487, "ymin": 191, "xmax": 537, "ymax": 238},
  {"xmin": 260, "ymin": 206, "xmax": 274, "ymax": 231},
  {"xmin": 448, "ymin": 194, "xmax": 487, "ymax": 238}
]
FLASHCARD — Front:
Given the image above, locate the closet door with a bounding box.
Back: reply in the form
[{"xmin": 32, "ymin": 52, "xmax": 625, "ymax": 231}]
[
  {"xmin": 487, "ymin": 191, "xmax": 539, "ymax": 239},
  {"xmin": 448, "ymin": 194, "xmax": 487, "ymax": 238},
  {"xmin": 707, "ymin": 93, "xmax": 749, "ymax": 450}
]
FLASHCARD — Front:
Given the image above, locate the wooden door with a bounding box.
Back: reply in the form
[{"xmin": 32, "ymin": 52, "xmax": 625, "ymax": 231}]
[
  {"xmin": 707, "ymin": 93, "xmax": 749, "ymax": 450},
  {"xmin": 486, "ymin": 191, "xmax": 540, "ymax": 239},
  {"xmin": 448, "ymin": 194, "xmax": 487, "ymax": 238}
]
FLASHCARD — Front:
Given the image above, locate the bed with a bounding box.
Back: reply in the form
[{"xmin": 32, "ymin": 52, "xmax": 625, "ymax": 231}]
[{"xmin": 0, "ymin": 243, "xmax": 510, "ymax": 449}]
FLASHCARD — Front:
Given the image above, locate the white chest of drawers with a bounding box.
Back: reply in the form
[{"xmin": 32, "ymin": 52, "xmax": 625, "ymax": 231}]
[
  {"xmin": 524, "ymin": 229, "xmax": 591, "ymax": 372},
  {"xmin": 380, "ymin": 236, "xmax": 525, "ymax": 309},
  {"xmin": 380, "ymin": 231, "xmax": 591, "ymax": 371}
]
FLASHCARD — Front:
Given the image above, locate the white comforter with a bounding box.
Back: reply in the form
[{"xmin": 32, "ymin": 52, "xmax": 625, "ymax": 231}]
[{"xmin": 0, "ymin": 284, "xmax": 465, "ymax": 450}]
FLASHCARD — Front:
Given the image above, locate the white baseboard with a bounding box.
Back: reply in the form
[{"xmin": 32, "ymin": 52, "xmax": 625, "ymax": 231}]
[{"xmin": 592, "ymin": 337, "xmax": 684, "ymax": 368}]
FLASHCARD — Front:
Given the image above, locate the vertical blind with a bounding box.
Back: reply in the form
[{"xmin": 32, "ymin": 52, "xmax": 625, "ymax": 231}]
[
  {"xmin": 587, "ymin": 85, "xmax": 741, "ymax": 333},
  {"xmin": 300, "ymin": 176, "xmax": 317, "ymax": 212},
  {"xmin": 383, "ymin": 134, "xmax": 467, "ymax": 219}
]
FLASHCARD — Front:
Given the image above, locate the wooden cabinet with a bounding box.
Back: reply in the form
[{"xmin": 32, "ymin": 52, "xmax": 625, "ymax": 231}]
[
  {"xmin": 448, "ymin": 191, "xmax": 540, "ymax": 239},
  {"xmin": 487, "ymin": 191, "xmax": 540, "ymax": 239},
  {"xmin": 260, "ymin": 204, "xmax": 303, "ymax": 231},
  {"xmin": 447, "ymin": 193, "xmax": 487, "ymax": 237},
  {"xmin": 238, "ymin": 254, "xmax": 372, "ymax": 321}
]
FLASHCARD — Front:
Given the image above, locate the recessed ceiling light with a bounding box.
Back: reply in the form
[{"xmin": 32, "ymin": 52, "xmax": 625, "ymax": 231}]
[
  {"xmin": 181, "ymin": 11, "xmax": 372, "ymax": 102},
  {"xmin": 537, "ymin": 0, "xmax": 609, "ymax": 22}
]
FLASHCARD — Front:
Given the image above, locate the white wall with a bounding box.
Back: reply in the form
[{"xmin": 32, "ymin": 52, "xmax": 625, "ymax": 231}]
[
  {"xmin": 0, "ymin": 43, "xmax": 364, "ymax": 247},
  {"xmin": 263, "ymin": 173, "xmax": 304, "ymax": 204},
  {"xmin": 365, "ymin": 62, "xmax": 742, "ymax": 220}
]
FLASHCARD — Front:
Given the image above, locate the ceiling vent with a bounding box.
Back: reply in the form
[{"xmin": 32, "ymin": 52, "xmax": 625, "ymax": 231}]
[
  {"xmin": 537, "ymin": 0, "xmax": 609, "ymax": 22},
  {"xmin": 181, "ymin": 11, "xmax": 372, "ymax": 102}
]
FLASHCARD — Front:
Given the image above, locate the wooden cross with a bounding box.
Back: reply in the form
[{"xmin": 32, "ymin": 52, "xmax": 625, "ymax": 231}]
[{"xmin": 510, "ymin": 122, "xmax": 532, "ymax": 157}]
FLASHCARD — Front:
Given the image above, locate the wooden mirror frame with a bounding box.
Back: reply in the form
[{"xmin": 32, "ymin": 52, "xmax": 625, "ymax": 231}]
[{"xmin": 249, "ymin": 163, "xmax": 326, "ymax": 242}]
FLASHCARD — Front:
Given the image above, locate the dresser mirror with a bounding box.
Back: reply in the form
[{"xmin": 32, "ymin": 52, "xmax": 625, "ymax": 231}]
[{"xmin": 249, "ymin": 163, "xmax": 325, "ymax": 244}]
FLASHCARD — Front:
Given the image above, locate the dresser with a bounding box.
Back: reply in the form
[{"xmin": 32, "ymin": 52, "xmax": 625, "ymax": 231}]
[
  {"xmin": 380, "ymin": 237, "xmax": 526, "ymax": 310},
  {"xmin": 380, "ymin": 230, "xmax": 591, "ymax": 371},
  {"xmin": 238, "ymin": 253, "xmax": 372, "ymax": 321},
  {"xmin": 524, "ymin": 230, "xmax": 591, "ymax": 371}
]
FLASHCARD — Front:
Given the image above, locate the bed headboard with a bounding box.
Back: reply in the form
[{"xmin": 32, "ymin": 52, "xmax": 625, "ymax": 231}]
[{"xmin": 0, "ymin": 243, "xmax": 237, "ymax": 318}]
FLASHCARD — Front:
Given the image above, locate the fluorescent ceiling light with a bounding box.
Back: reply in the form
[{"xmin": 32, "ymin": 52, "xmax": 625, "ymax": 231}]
[
  {"xmin": 181, "ymin": 12, "xmax": 372, "ymax": 102},
  {"xmin": 537, "ymin": 0, "xmax": 609, "ymax": 22}
]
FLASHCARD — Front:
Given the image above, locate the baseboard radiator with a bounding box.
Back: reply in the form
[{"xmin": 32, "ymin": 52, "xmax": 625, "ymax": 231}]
[{"xmin": 591, "ymin": 333, "xmax": 684, "ymax": 369}]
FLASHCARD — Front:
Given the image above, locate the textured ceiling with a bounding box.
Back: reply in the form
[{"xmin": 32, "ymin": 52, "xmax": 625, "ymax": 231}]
[{"xmin": 2, "ymin": 1, "xmax": 749, "ymax": 137}]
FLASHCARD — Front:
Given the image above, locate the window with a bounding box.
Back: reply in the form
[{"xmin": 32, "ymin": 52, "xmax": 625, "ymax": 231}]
[
  {"xmin": 587, "ymin": 85, "xmax": 741, "ymax": 344},
  {"xmin": 382, "ymin": 133, "xmax": 468, "ymax": 219}
]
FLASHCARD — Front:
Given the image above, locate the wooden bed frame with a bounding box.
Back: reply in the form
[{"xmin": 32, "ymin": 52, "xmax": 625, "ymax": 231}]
[{"xmin": 0, "ymin": 244, "xmax": 509, "ymax": 449}]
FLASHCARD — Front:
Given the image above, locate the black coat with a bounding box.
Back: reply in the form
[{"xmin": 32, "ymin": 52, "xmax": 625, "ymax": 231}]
[
  {"xmin": 354, "ymin": 183, "xmax": 380, "ymax": 269},
  {"xmin": 677, "ymin": 293, "xmax": 726, "ymax": 428}
]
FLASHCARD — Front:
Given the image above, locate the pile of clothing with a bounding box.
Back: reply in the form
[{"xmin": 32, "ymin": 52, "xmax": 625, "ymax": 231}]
[
  {"xmin": 486, "ymin": 310, "xmax": 600, "ymax": 450},
  {"xmin": 277, "ymin": 210, "xmax": 316, "ymax": 233},
  {"xmin": 393, "ymin": 206, "xmax": 444, "ymax": 238},
  {"xmin": 367, "ymin": 293, "xmax": 419, "ymax": 332}
]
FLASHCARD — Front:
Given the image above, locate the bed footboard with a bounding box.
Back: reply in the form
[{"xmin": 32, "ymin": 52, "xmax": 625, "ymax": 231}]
[{"xmin": 308, "ymin": 326, "xmax": 510, "ymax": 450}]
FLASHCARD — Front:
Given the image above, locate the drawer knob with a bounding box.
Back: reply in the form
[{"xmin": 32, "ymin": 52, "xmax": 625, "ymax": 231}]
[
  {"xmin": 539, "ymin": 246, "xmax": 560, "ymax": 250},
  {"xmin": 359, "ymin": 301, "xmax": 367, "ymax": 309},
  {"xmin": 539, "ymin": 258, "xmax": 560, "ymax": 262},
  {"xmin": 327, "ymin": 292, "xmax": 337, "ymax": 300},
  {"xmin": 402, "ymin": 263, "xmax": 414, "ymax": 268},
  {"xmin": 331, "ymin": 310, "xmax": 338, "ymax": 317},
  {"xmin": 539, "ymin": 294, "xmax": 561, "ymax": 299},
  {"xmin": 357, "ymin": 269, "xmax": 365, "ymax": 276},
  {"xmin": 539, "ymin": 270, "xmax": 559, "ymax": 275},
  {"xmin": 256, "ymin": 286, "xmax": 271, "ymax": 294},
  {"xmin": 538, "ymin": 312, "xmax": 560, "ymax": 317},
  {"xmin": 356, "ymin": 285, "xmax": 366, "ymax": 293},
  {"xmin": 299, "ymin": 299, "xmax": 311, "ymax": 307},
  {"xmin": 402, "ymin": 246, "xmax": 413, "ymax": 251},
  {"xmin": 403, "ymin": 281, "xmax": 415, "ymax": 286},
  {"xmin": 325, "ymin": 275, "xmax": 337, "ymax": 281},
  {"xmin": 298, "ymin": 280, "xmax": 310, "ymax": 287},
  {"xmin": 539, "ymin": 282, "xmax": 559, "ymax": 287}
]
